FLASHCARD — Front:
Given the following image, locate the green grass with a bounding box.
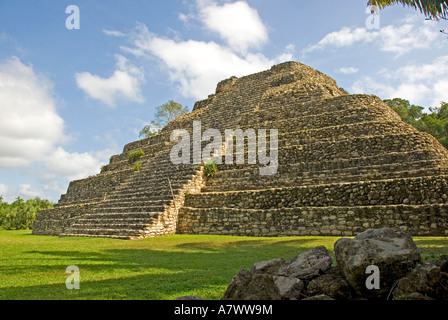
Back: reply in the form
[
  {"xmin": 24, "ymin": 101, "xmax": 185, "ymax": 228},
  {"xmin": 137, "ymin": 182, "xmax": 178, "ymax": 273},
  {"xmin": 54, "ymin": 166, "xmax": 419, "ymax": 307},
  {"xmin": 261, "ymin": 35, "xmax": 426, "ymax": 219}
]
[{"xmin": 0, "ymin": 230, "xmax": 446, "ymax": 300}]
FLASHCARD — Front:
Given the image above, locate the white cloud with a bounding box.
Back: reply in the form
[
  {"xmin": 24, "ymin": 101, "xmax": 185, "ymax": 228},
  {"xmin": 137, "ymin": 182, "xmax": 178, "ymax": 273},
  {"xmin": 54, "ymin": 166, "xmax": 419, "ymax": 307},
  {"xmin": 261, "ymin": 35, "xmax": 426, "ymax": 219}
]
[
  {"xmin": 103, "ymin": 29, "xmax": 126, "ymax": 37},
  {"xmin": 196, "ymin": 0, "xmax": 268, "ymax": 54},
  {"xmin": 178, "ymin": 13, "xmax": 190, "ymax": 23},
  {"xmin": 123, "ymin": 11, "xmax": 291, "ymax": 100},
  {"xmin": 117, "ymin": 0, "xmax": 293, "ymax": 100},
  {"xmin": 433, "ymin": 80, "xmax": 448, "ymax": 105},
  {"xmin": 337, "ymin": 67, "xmax": 359, "ymax": 74},
  {"xmin": 379, "ymin": 21, "xmax": 438, "ymax": 56},
  {"xmin": 18, "ymin": 184, "xmax": 46, "ymax": 199},
  {"xmin": 305, "ymin": 27, "xmax": 378, "ymax": 53},
  {"xmin": 303, "ymin": 16, "xmax": 440, "ymax": 57},
  {"xmin": 0, "ymin": 57, "xmax": 66, "ymax": 168},
  {"xmin": 0, "ymin": 183, "xmax": 8, "ymax": 197},
  {"xmin": 381, "ymin": 55, "xmax": 448, "ymax": 83},
  {"xmin": 0, "ymin": 57, "xmax": 119, "ymax": 202},
  {"xmin": 75, "ymin": 54, "xmax": 145, "ymax": 107},
  {"xmin": 36, "ymin": 146, "xmax": 115, "ymax": 199},
  {"xmin": 352, "ymin": 55, "xmax": 448, "ymax": 108},
  {"xmin": 43, "ymin": 147, "xmax": 105, "ymax": 182}
]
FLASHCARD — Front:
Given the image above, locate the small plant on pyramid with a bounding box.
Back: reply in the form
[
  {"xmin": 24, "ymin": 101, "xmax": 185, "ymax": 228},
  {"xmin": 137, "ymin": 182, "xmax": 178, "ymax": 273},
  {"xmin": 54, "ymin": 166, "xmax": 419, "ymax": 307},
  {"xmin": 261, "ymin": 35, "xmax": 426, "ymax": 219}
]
[
  {"xmin": 203, "ymin": 160, "xmax": 218, "ymax": 179},
  {"xmin": 133, "ymin": 161, "xmax": 143, "ymax": 172},
  {"xmin": 128, "ymin": 149, "xmax": 145, "ymax": 162}
]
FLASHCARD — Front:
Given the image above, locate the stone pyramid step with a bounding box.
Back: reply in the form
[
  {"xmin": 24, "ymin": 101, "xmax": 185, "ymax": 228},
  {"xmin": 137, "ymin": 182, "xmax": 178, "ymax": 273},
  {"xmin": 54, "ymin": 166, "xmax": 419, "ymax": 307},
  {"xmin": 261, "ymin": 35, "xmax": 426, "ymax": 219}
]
[
  {"xmin": 177, "ymin": 203, "xmax": 448, "ymax": 237},
  {"xmin": 203, "ymin": 164, "xmax": 447, "ymax": 192},
  {"xmin": 186, "ymin": 176, "xmax": 448, "ymax": 209}
]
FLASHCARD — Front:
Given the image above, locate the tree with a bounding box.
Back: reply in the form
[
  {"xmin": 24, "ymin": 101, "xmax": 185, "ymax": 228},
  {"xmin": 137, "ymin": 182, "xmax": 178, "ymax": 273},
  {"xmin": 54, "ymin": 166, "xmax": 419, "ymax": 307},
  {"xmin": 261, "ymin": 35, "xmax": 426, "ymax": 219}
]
[
  {"xmin": 367, "ymin": 0, "xmax": 448, "ymax": 20},
  {"xmin": 385, "ymin": 98, "xmax": 448, "ymax": 149},
  {"xmin": 384, "ymin": 98, "xmax": 424, "ymax": 126},
  {"xmin": 0, "ymin": 197, "xmax": 53, "ymax": 230},
  {"xmin": 139, "ymin": 101, "xmax": 189, "ymax": 138},
  {"xmin": 419, "ymin": 101, "xmax": 448, "ymax": 147}
]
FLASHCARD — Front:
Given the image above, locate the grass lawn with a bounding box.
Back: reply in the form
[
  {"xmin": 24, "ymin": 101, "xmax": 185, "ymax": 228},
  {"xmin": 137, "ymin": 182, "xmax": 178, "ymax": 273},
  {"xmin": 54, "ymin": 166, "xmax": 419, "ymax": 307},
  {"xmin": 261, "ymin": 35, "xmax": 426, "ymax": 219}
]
[{"xmin": 0, "ymin": 229, "xmax": 447, "ymax": 300}]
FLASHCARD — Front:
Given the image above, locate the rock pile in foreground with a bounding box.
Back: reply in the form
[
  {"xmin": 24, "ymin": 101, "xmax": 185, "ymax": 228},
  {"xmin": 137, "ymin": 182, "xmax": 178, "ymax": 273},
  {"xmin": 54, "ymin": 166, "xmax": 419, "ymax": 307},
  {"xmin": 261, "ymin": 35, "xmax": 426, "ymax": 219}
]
[{"xmin": 221, "ymin": 228, "xmax": 448, "ymax": 300}]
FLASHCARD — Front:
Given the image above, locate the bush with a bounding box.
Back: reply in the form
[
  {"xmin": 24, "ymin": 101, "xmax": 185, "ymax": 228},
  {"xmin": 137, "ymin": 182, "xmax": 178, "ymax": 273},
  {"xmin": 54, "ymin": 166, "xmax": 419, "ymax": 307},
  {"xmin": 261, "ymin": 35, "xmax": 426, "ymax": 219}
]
[
  {"xmin": 133, "ymin": 161, "xmax": 143, "ymax": 172},
  {"xmin": 203, "ymin": 160, "xmax": 218, "ymax": 179},
  {"xmin": 128, "ymin": 149, "xmax": 145, "ymax": 162}
]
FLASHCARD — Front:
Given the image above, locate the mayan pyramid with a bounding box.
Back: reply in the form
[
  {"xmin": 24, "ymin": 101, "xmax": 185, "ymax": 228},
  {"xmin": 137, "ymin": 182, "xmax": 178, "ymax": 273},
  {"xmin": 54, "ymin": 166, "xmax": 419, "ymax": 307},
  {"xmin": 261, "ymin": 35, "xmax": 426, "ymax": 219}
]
[{"xmin": 33, "ymin": 61, "xmax": 448, "ymax": 239}]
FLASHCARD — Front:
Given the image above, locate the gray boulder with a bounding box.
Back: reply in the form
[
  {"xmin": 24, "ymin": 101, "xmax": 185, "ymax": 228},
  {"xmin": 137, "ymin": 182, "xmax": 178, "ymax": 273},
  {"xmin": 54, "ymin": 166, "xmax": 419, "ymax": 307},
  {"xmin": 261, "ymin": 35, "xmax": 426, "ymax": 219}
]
[
  {"xmin": 273, "ymin": 276, "xmax": 306, "ymax": 300},
  {"xmin": 334, "ymin": 228, "xmax": 421, "ymax": 298},
  {"xmin": 222, "ymin": 269, "xmax": 281, "ymax": 300},
  {"xmin": 251, "ymin": 258, "xmax": 285, "ymax": 275},
  {"xmin": 392, "ymin": 262, "xmax": 448, "ymax": 300},
  {"xmin": 306, "ymin": 267, "xmax": 352, "ymax": 300},
  {"xmin": 277, "ymin": 246, "xmax": 333, "ymax": 280}
]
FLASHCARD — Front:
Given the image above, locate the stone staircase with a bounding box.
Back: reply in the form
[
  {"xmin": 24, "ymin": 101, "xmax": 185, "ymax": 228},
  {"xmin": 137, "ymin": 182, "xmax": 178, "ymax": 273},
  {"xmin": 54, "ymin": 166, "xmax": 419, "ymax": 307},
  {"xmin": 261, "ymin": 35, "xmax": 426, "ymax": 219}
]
[{"xmin": 33, "ymin": 61, "xmax": 448, "ymax": 238}]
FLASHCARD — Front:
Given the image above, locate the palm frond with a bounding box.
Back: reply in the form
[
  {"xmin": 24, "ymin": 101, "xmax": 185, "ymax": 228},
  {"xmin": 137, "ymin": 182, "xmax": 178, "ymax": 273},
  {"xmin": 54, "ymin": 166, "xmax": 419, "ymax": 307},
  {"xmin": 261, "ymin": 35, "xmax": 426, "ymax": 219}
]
[{"xmin": 368, "ymin": 0, "xmax": 448, "ymax": 20}]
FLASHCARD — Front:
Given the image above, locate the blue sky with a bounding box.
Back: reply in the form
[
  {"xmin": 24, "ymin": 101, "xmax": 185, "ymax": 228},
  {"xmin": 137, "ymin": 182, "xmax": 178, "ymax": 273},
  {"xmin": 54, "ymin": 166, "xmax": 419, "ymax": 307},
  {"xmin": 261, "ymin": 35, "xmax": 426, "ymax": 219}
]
[{"xmin": 0, "ymin": 0, "xmax": 447, "ymax": 203}]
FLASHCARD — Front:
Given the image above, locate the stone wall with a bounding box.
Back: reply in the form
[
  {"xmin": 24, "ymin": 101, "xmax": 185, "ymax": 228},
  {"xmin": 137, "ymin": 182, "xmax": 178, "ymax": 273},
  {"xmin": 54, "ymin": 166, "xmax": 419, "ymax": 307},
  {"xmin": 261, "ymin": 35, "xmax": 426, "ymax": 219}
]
[
  {"xmin": 33, "ymin": 203, "xmax": 98, "ymax": 236},
  {"xmin": 57, "ymin": 169, "xmax": 132, "ymax": 206},
  {"xmin": 177, "ymin": 204, "xmax": 448, "ymax": 237}
]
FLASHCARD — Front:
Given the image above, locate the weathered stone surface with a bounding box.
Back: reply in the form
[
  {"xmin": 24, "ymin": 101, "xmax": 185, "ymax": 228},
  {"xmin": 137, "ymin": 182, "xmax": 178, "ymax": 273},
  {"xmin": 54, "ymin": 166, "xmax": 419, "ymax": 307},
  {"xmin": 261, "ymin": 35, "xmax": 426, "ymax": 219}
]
[
  {"xmin": 392, "ymin": 262, "xmax": 448, "ymax": 300},
  {"xmin": 251, "ymin": 258, "xmax": 285, "ymax": 275},
  {"xmin": 222, "ymin": 269, "xmax": 252, "ymax": 300},
  {"xmin": 277, "ymin": 246, "xmax": 333, "ymax": 280},
  {"xmin": 306, "ymin": 267, "xmax": 352, "ymax": 300},
  {"xmin": 436, "ymin": 256, "xmax": 448, "ymax": 273},
  {"xmin": 334, "ymin": 228, "xmax": 421, "ymax": 298},
  {"xmin": 273, "ymin": 276, "xmax": 306, "ymax": 300},
  {"xmin": 222, "ymin": 269, "xmax": 281, "ymax": 300}
]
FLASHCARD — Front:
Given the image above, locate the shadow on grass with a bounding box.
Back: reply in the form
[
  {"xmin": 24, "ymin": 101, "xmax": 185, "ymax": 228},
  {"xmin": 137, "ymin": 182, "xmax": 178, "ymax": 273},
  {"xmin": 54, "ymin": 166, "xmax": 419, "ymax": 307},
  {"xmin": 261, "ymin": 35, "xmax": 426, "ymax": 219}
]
[
  {"xmin": 0, "ymin": 238, "xmax": 329, "ymax": 300},
  {"xmin": 174, "ymin": 238, "xmax": 322, "ymax": 251},
  {"xmin": 3, "ymin": 235, "xmax": 446, "ymax": 300}
]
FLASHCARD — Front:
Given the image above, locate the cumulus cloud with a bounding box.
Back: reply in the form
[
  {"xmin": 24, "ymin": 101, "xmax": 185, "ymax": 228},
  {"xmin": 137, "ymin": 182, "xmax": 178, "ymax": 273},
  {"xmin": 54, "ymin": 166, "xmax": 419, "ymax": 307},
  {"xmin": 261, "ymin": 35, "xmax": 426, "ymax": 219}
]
[
  {"xmin": 18, "ymin": 184, "xmax": 46, "ymax": 199},
  {"xmin": 196, "ymin": 0, "xmax": 268, "ymax": 54},
  {"xmin": 33, "ymin": 146, "xmax": 114, "ymax": 200},
  {"xmin": 0, "ymin": 183, "xmax": 8, "ymax": 197},
  {"xmin": 303, "ymin": 16, "xmax": 440, "ymax": 57},
  {"xmin": 352, "ymin": 55, "xmax": 448, "ymax": 108},
  {"xmin": 0, "ymin": 56, "xmax": 115, "ymax": 201},
  {"xmin": 337, "ymin": 67, "xmax": 359, "ymax": 74},
  {"xmin": 121, "ymin": 0, "xmax": 293, "ymax": 100},
  {"xmin": 43, "ymin": 147, "xmax": 104, "ymax": 182},
  {"xmin": 75, "ymin": 54, "xmax": 145, "ymax": 107},
  {"xmin": 305, "ymin": 27, "xmax": 378, "ymax": 53},
  {"xmin": 0, "ymin": 57, "xmax": 66, "ymax": 168},
  {"xmin": 125, "ymin": 23, "xmax": 285, "ymax": 99}
]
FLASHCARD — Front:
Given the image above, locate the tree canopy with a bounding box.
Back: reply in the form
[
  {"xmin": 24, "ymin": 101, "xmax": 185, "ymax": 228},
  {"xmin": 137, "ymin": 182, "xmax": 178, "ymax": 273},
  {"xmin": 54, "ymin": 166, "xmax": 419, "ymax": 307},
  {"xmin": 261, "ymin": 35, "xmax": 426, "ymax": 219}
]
[
  {"xmin": 139, "ymin": 101, "xmax": 189, "ymax": 139},
  {"xmin": 385, "ymin": 98, "xmax": 448, "ymax": 148},
  {"xmin": 0, "ymin": 197, "xmax": 53, "ymax": 230}
]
